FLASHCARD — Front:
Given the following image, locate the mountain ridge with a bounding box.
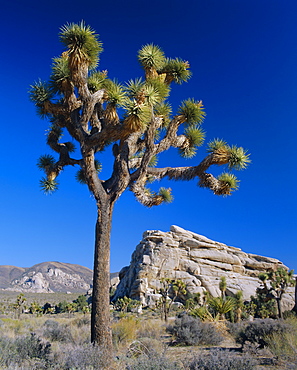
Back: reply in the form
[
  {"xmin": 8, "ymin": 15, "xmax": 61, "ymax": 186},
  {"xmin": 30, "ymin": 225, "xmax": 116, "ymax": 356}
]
[{"xmin": 0, "ymin": 261, "xmax": 94, "ymax": 293}]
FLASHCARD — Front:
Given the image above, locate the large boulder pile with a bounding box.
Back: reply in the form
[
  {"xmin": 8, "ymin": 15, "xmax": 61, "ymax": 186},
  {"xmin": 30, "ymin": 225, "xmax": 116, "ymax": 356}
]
[{"xmin": 113, "ymin": 226, "xmax": 294, "ymax": 309}]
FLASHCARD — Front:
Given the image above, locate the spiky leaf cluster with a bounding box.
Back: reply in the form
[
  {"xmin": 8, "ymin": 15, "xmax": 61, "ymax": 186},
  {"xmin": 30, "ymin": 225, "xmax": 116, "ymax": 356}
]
[
  {"xmin": 50, "ymin": 56, "xmax": 70, "ymax": 92},
  {"xmin": 146, "ymin": 78, "xmax": 170, "ymax": 101},
  {"xmin": 154, "ymin": 102, "xmax": 172, "ymax": 127},
  {"xmin": 185, "ymin": 126, "xmax": 205, "ymax": 147},
  {"xmin": 148, "ymin": 155, "xmax": 158, "ymax": 167},
  {"xmin": 125, "ymin": 78, "xmax": 144, "ymax": 99},
  {"xmin": 59, "ymin": 21, "xmax": 103, "ymax": 68},
  {"xmin": 76, "ymin": 160, "xmax": 102, "ymax": 184},
  {"xmin": 178, "ymin": 99, "xmax": 206, "ymax": 125},
  {"xmin": 138, "ymin": 44, "xmax": 165, "ymax": 70},
  {"xmin": 64, "ymin": 142, "xmax": 76, "ymax": 152},
  {"xmin": 207, "ymin": 139, "xmax": 228, "ymax": 153},
  {"xmin": 227, "ymin": 146, "xmax": 251, "ymax": 170},
  {"xmin": 88, "ymin": 71, "xmax": 107, "ymax": 92},
  {"xmin": 46, "ymin": 124, "xmax": 63, "ymax": 143},
  {"xmin": 104, "ymin": 80, "xmax": 126, "ymax": 106},
  {"xmin": 37, "ymin": 155, "xmax": 56, "ymax": 170},
  {"xmin": 123, "ymin": 101, "xmax": 152, "ymax": 132},
  {"xmin": 217, "ymin": 173, "xmax": 239, "ymax": 192},
  {"xmin": 39, "ymin": 177, "xmax": 59, "ymax": 194},
  {"xmin": 29, "ymin": 80, "xmax": 53, "ymax": 105},
  {"xmin": 158, "ymin": 187, "xmax": 173, "ymax": 203},
  {"xmin": 159, "ymin": 58, "xmax": 192, "ymax": 84}
]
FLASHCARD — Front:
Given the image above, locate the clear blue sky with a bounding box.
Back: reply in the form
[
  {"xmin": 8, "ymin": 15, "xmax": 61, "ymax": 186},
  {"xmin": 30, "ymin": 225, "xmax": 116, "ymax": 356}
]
[{"xmin": 1, "ymin": 0, "xmax": 296, "ymax": 273}]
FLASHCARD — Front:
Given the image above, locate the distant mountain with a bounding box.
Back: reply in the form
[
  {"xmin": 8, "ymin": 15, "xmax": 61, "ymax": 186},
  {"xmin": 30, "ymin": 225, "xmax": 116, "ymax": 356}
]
[{"xmin": 0, "ymin": 262, "xmax": 94, "ymax": 293}]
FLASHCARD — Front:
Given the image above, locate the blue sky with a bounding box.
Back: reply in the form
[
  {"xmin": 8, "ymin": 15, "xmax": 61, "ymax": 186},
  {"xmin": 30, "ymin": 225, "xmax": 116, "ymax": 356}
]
[{"xmin": 1, "ymin": 0, "xmax": 296, "ymax": 273}]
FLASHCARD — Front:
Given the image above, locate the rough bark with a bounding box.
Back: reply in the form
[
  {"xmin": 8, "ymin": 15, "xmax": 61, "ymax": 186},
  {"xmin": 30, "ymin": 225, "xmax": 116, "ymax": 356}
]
[
  {"xmin": 292, "ymin": 277, "xmax": 297, "ymax": 314},
  {"xmin": 276, "ymin": 297, "xmax": 283, "ymax": 319},
  {"xmin": 91, "ymin": 200, "xmax": 114, "ymax": 356}
]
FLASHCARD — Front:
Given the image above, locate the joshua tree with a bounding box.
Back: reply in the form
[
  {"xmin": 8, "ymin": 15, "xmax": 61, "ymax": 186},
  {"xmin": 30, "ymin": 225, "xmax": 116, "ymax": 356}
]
[
  {"xmin": 219, "ymin": 276, "xmax": 227, "ymax": 298},
  {"xmin": 158, "ymin": 278, "xmax": 187, "ymax": 321},
  {"xmin": 29, "ymin": 22, "xmax": 250, "ymax": 355},
  {"xmin": 258, "ymin": 267, "xmax": 295, "ymax": 319}
]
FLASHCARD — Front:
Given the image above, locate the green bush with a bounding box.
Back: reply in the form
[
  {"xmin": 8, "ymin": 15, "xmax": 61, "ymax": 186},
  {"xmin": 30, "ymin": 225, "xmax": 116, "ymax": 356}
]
[
  {"xmin": 186, "ymin": 349, "xmax": 257, "ymax": 370},
  {"xmin": 166, "ymin": 314, "xmax": 223, "ymax": 346}
]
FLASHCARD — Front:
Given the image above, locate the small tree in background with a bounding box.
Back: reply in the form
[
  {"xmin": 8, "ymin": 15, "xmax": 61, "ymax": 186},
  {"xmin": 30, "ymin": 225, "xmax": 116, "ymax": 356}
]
[
  {"xmin": 13, "ymin": 293, "xmax": 26, "ymax": 319},
  {"xmin": 158, "ymin": 278, "xmax": 187, "ymax": 321},
  {"xmin": 258, "ymin": 267, "xmax": 295, "ymax": 319},
  {"xmin": 29, "ymin": 21, "xmax": 250, "ymax": 355}
]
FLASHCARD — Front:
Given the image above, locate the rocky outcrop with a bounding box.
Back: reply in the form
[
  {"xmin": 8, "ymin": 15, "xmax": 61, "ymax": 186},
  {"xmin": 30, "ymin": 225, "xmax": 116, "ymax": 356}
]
[
  {"xmin": 0, "ymin": 262, "xmax": 93, "ymax": 293},
  {"xmin": 113, "ymin": 226, "xmax": 294, "ymax": 310}
]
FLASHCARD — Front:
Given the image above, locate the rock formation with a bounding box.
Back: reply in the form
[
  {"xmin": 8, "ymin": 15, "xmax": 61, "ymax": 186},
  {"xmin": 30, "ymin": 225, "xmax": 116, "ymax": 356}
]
[
  {"xmin": 0, "ymin": 262, "xmax": 93, "ymax": 293},
  {"xmin": 113, "ymin": 226, "xmax": 294, "ymax": 310}
]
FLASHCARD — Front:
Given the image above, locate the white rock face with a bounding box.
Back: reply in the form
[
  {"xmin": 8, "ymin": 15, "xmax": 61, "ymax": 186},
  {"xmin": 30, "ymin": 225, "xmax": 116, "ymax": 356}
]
[
  {"xmin": 7, "ymin": 262, "xmax": 93, "ymax": 293},
  {"xmin": 113, "ymin": 226, "xmax": 294, "ymax": 310}
]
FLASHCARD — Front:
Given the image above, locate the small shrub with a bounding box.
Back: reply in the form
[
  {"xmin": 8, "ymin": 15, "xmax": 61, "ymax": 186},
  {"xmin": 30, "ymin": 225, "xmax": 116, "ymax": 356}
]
[
  {"xmin": 42, "ymin": 319, "xmax": 73, "ymax": 343},
  {"xmin": 136, "ymin": 319, "xmax": 164, "ymax": 339},
  {"xmin": 126, "ymin": 353, "xmax": 182, "ymax": 369},
  {"xmin": 112, "ymin": 316, "xmax": 140, "ymax": 346},
  {"xmin": 0, "ymin": 333, "xmax": 51, "ymax": 367},
  {"xmin": 127, "ymin": 338, "xmax": 164, "ymax": 358},
  {"xmin": 59, "ymin": 343, "xmax": 111, "ymax": 370},
  {"xmin": 236, "ymin": 318, "xmax": 291, "ymax": 349},
  {"xmin": 186, "ymin": 348, "xmax": 257, "ymax": 369},
  {"xmin": 166, "ymin": 314, "xmax": 223, "ymax": 346}
]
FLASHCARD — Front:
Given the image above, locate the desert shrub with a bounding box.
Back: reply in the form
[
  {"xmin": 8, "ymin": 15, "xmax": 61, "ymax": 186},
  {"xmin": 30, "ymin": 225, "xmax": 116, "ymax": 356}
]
[
  {"xmin": 0, "ymin": 333, "xmax": 51, "ymax": 367},
  {"xmin": 112, "ymin": 316, "xmax": 140, "ymax": 346},
  {"xmin": 56, "ymin": 343, "xmax": 111, "ymax": 370},
  {"xmin": 236, "ymin": 318, "xmax": 291, "ymax": 349},
  {"xmin": 186, "ymin": 348, "xmax": 257, "ymax": 369},
  {"xmin": 42, "ymin": 319, "xmax": 73, "ymax": 343},
  {"xmin": 265, "ymin": 316, "xmax": 297, "ymax": 365},
  {"xmin": 74, "ymin": 315, "xmax": 91, "ymax": 327},
  {"xmin": 166, "ymin": 314, "xmax": 223, "ymax": 346},
  {"xmin": 126, "ymin": 353, "xmax": 182, "ymax": 370},
  {"xmin": 226, "ymin": 321, "xmax": 247, "ymax": 340},
  {"xmin": 136, "ymin": 319, "xmax": 164, "ymax": 339},
  {"xmin": 126, "ymin": 337, "xmax": 165, "ymax": 359}
]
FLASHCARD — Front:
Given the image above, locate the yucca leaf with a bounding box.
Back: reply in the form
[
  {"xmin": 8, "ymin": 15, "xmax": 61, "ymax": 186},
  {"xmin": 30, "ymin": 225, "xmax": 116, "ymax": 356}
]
[
  {"xmin": 159, "ymin": 57, "xmax": 192, "ymax": 84},
  {"xmin": 158, "ymin": 187, "xmax": 173, "ymax": 203},
  {"xmin": 29, "ymin": 80, "xmax": 53, "ymax": 105},
  {"xmin": 227, "ymin": 146, "xmax": 251, "ymax": 170},
  {"xmin": 125, "ymin": 78, "xmax": 144, "ymax": 99},
  {"xmin": 154, "ymin": 102, "xmax": 172, "ymax": 127},
  {"xmin": 148, "ymin": 155, "xmax": 158, "ymax": 167},
  {"xmin": 178, "ymin": 99, "xmax": 206, "ymax": 125},
  {"xmin": 104, "ymin": 79, "xmax": 126, "ymax": 106},
  {"xmin": 64, "ymin": 142, "xmax": 76, "ymax": 153},
  {"xmin": 88, "ymin": 70, "xmax": 107, "ymax": 92},
  {"xmin": 39, "ymin": 177, "xmax": 59, "ymax": 194},
  {"xmin": 50, "ymin": 56, "xmax": 70, "ymax": 92},
  {"xmin": 207, "ymin": 139, "xmax": 228, "ymax": 153},
  {"xmin": 59, "ymin": 21, "xmax": 103, "ymax": 69},
  {"xmin": 185, "ymin": 126, "xmax": 205, "ymax": 147},
  {"xmin": 178, "ymin": 146, "xmax": 197, "ymax": 159},
  {"xmin": 37, "ymin": 155, "xmax": 56, "ymax": 170},
  {"xmin": 138, "ymin": 44, "xmax": 165, "ymax": 71},
  {"xmin": 217, "ymin": 173, "xmax": 239, "ymax": 192},
  {"xmin": 146, "ymin": 78, "xmax": 170, "ymax": 101}
]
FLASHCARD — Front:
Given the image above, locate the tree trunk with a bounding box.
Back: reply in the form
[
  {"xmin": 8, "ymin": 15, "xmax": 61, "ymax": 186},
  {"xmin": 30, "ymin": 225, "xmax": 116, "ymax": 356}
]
[
  {"xmin": 276, "ymin": 298, "xmax": 283, "ymax": 319},
  {"xmin": 91, "ymin": 200, "xmax": 114, "ymax": 356},
  {"xmin": 292, "ymin": 277, "xmax": 297, "ymax": 315}
]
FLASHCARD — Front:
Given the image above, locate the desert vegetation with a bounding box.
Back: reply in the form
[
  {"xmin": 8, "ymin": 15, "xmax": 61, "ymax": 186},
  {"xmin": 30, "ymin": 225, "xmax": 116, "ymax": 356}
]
[{"xmin": 0, "ymin": 270, "xmax": 297, "ymax": 370}]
